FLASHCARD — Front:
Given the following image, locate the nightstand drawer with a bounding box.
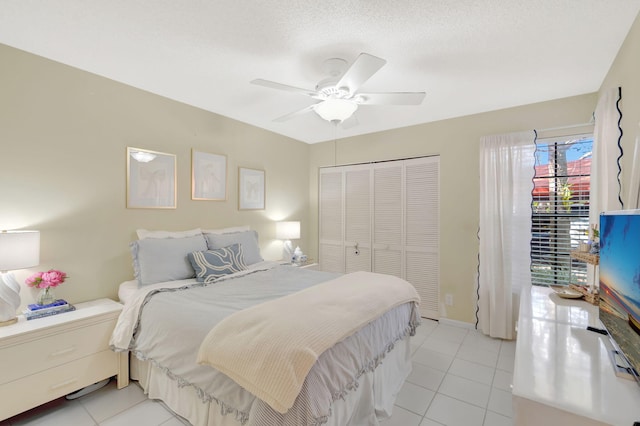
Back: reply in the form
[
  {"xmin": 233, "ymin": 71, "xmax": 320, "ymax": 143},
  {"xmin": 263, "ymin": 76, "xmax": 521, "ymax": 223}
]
[
  {"xmin": 0, "ymin": 349, "xmax": 118, "ymax": 420},
  {"xmin": 0, "ymin": 319, "xmax": 116, "ymax": 385}
]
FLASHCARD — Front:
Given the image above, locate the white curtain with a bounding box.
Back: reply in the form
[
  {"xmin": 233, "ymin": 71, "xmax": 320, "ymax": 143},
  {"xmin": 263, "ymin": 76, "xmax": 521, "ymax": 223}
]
[
  {"xmin": 590, "ymin": 87, "xmax": 623, "ymax": 224},
  {"xmin": 626, "ymin": 123, "xmax": 640, "ymax": 209},
  {"xmin": 478, "ymin": 131, "xmax": 536, "ymax": 339}
]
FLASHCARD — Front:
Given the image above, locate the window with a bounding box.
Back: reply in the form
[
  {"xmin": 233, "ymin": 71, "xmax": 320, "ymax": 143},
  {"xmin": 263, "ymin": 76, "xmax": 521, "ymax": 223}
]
[{"xmin": 531, "ymin": 135, "xmax": 593, "ymax": 287}]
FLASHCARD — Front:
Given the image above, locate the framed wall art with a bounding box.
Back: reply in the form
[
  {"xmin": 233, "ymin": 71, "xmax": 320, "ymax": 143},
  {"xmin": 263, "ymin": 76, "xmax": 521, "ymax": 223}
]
[
  {"xmin": 192, "ymin": 150, "xmax": 227, "ymax": 201},
  {"xmin": 238, "ymin": 167, "xmax": 265, "ymax": 210},
  {"xmin": 126, "ymin": 147, "xmax": 177, "ymax": 209}
]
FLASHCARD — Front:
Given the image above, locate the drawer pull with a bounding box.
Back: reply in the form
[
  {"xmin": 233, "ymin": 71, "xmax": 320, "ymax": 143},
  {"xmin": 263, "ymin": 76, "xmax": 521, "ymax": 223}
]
[
  {"xmin": 50, "ymin": 346, "xmax": 76, "ymax": 357},
  {"xmin": 51, "ymin": 378, "xmax": 77, "ymax": 390}
]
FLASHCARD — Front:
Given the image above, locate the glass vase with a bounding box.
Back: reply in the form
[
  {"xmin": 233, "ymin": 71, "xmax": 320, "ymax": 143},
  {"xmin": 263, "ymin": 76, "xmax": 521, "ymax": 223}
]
[{"xmin": 37, "ymin": 287, "xmax": 55, "ymax": 306}]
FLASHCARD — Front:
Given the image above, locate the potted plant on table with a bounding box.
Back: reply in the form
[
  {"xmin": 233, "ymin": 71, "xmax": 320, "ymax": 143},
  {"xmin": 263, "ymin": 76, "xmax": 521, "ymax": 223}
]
[{"xmin": 25, "ymin": 269, "xmax": 67, "ymax": 306}]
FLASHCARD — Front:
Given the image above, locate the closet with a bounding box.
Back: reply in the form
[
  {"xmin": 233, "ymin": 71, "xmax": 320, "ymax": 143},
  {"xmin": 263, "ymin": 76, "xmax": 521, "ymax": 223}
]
[{"xmin": 319, "ymin": 156, "xmax": 440, "ymax": 319}]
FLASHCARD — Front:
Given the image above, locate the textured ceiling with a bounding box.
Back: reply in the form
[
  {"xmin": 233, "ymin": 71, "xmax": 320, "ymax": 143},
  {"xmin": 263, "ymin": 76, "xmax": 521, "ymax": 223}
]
[{"xmin": 1, "ymin": 1, "xmax": 639, "ymax": 143}]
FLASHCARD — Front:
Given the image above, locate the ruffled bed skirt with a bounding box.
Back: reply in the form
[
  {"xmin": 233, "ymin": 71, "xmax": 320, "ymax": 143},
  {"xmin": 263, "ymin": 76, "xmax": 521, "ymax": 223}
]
[{"xmin": 130, "ymin": 336, "xmax": 412, "ymax": 426}]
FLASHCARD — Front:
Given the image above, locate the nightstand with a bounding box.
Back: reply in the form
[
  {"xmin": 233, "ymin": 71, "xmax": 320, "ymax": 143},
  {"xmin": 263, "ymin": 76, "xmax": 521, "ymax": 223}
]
[{"xmin": 0, "ymin": 298, "xmax": 129, "ymax": 421}]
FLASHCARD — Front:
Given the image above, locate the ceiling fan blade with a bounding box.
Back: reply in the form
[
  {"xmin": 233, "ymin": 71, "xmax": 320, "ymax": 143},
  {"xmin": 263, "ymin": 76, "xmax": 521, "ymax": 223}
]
[
  {"xmin": 273, "ymin": 103, "xmax": 319, "ymax": 122},
  {"xmin": 357, "ymin": 92, "xmax": 426, "ymax": 105},
  {"xmin": 336, "ymin": 53, "xmax": 386, "ymax": 94},
  {"xmin": 251, "ymin": 79, "xmax": 320, "ymax": 98}
]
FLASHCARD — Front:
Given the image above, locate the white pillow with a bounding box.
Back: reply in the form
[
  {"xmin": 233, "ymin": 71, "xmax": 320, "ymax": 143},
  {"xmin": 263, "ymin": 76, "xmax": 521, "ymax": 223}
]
[
  {"xmin": 201, "ymin": 225, "xmax": 250, "ymax": 235},
  {"xmin": 137, "ymin": 228, "xmax": 202, "ymax": 239}
]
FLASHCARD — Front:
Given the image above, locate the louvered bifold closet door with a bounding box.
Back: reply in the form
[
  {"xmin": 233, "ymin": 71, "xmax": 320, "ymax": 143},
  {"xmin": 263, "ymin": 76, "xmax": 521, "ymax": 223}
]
[
  {"xmin": 405, "ymin": 157, "xmax": 440, "ymax": 319},
  {"xmin": 319, "ymin": 169, "xmax": 344, "ymax": 273},
  {"xmin": 344, "ymin": 166, "xmax": 372, "ymax": 273},
  {"xmin": 372, "ymin": 163, "xmax": 403, "ymax": 278}
]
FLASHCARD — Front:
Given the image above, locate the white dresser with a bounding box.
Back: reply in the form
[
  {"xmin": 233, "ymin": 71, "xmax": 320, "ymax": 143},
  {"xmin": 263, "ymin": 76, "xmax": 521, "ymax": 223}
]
[
  {"xmin": 0, "ymin": 298, "xmax": 129, "ymax": 420},
  {"xmin": 512, "ymin": 286, "xmax": 640, "ymax": 425}
]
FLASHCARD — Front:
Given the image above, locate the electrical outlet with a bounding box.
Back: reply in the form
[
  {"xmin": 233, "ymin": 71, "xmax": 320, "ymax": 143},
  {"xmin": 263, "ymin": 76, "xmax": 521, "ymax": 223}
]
[{"xmin": 445, "ymin": 293, "xmax": 454, "ymax": 306}]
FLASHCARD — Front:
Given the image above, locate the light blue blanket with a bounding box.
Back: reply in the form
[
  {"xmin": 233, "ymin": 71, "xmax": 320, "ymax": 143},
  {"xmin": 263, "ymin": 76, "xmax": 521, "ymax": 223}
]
[{"xmin": 113, "ymin": 264, "xmax": 420, "ymax": 425}]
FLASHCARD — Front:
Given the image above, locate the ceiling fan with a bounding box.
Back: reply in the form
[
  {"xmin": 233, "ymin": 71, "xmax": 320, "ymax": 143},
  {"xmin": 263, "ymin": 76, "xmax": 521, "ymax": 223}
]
[{"xmin": 251, "ymin": 52, "xmax": 426, "ymax": 126}]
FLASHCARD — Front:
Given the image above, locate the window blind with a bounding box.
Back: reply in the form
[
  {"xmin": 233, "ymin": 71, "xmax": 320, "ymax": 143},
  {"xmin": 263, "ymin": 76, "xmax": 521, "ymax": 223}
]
[{"xmin": 531, "ymin": 135, "xmax": 593, "ymax": 287}]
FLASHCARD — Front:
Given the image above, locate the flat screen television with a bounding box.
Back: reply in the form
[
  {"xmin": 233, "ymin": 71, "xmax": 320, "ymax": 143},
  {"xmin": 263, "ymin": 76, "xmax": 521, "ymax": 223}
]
[{"xmin": 599, "ymin": 210, "xmax": 640, "ymax": 383}]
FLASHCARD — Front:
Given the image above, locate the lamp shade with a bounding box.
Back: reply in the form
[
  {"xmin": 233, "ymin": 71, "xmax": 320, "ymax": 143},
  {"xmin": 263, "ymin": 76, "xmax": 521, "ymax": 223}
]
[
  {"xmin": 276, "ymin": 221, "xmax": 300, "ymax": 240},
  {"xmin": 0, "ymin": 230, "xmax": 40, "ymax": 271}
]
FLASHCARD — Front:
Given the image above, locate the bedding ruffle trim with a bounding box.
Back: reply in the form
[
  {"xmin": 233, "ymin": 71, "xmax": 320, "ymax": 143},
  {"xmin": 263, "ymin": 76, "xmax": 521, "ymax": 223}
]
[
  {"xmin": 130, "ymin": 303, "xmax": 421, "ymax": 426},
  {"xmin": 321, "ymin": 306, "xmax": 421, "ymax": 425},
  {"xmin": 131, "ymin": 349, "xmax": 251, "ymax": 424}
]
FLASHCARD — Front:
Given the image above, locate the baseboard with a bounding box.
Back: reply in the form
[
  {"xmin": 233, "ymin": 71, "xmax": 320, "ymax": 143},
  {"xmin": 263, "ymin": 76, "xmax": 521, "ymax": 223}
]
[{"xmin": 438, "ymin": 318, "xmax": 476, "ymax": 330}]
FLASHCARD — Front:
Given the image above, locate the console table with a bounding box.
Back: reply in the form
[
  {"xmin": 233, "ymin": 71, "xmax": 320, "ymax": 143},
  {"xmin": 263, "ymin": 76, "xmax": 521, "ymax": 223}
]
[{"xmin": 512, "ymin": 285, "xmax": 640, "ymax": 425}]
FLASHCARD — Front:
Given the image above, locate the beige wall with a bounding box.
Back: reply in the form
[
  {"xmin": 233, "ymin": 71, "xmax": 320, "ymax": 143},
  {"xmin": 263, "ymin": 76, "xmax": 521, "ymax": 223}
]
[
  {"xmin": 599, "ymin": 11, "xmax": 640, "ymax": 202},
  {"xmin": 5, "ymin": 10, "xmax": 639, "ymax": 323},
  {"xmin": 308, "ymin": 94, "xmax": 597, "ymax": 324},
  {"xmin": 0, "ymin": 44, "xmax": 310, "ymax": 308}
]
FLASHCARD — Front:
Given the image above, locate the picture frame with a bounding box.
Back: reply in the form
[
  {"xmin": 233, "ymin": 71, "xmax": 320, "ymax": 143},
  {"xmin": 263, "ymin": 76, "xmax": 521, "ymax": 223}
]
[
  {"xmin": 191, "ymin": 150, "xmax": 227, "ymax": 201},
  {"xmin": 126, "ymin": 147, "xmax": 177, "ymax": 209},
  {"xmin": 238, "ymin": 167, "xmax": 265, "ymax": 210}
]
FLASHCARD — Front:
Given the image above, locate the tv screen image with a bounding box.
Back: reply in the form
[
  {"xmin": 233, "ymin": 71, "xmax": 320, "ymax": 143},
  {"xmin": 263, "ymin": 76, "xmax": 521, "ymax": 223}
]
[{"xmin": 599, "ymin": 211, "xmax": 640, "ymax": 382}]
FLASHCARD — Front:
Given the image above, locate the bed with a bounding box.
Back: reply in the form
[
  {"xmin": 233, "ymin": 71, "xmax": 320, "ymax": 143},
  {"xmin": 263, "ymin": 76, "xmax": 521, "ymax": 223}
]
[{"xmin": 110, "ymin": 228, "xmax": 421, "ymax": 426}]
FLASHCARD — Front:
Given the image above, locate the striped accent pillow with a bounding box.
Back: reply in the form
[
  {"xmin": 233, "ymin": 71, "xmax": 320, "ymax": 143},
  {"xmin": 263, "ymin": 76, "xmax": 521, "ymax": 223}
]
[{"xmin": 187, "ymin": 243, "xmax": 248, "ymax": 283}]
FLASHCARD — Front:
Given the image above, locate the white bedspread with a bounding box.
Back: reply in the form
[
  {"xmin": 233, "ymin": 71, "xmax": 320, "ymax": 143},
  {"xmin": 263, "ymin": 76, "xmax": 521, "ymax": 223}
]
[{"xmin": 197, "ymin": 271, "xmax": 420, "ymax": 414}]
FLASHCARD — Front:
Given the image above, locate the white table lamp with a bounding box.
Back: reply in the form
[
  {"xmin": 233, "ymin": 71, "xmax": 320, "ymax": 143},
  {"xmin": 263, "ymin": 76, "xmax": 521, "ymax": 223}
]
[
  {"xmin": 276, "ymin": 221, "xmax": 300, "ymax": 262},
  {"xmin": 0, "ymin": 230, "xmax": 40, "ymax": 326}
]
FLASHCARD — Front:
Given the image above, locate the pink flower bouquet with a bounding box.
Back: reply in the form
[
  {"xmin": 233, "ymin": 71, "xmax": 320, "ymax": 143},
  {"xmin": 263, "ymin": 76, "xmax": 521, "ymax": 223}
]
[{"xmin": 25, "ymin": 269, "xmax": 67, "ymax": 289}]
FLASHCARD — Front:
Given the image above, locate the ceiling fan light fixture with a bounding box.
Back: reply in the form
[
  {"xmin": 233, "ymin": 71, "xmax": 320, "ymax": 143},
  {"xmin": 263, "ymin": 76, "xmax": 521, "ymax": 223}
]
[
  {"xmin": 314, "ymin": 98, "xmax": 358, "ymax": 122},
  {"xmin": 253, "ymin": 52, "xmax": 423, "ymax": 126}
]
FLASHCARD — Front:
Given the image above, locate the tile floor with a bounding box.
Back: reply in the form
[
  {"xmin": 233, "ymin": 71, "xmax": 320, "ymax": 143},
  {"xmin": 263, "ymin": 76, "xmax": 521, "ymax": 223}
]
[
  {"xmin": 1, "ymin": 320, "xmax": 514, "ymax": 426},
  {"xmin": 381, "ymin": 320, "xmax": 515, "ymax": 426}
]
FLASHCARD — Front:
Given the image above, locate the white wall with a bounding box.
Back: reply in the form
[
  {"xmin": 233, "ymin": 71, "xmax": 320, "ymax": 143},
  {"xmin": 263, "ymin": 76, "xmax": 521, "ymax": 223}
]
[{"xmin": 599, "ymin": 11, "xmax": 640, "ymax": 203}]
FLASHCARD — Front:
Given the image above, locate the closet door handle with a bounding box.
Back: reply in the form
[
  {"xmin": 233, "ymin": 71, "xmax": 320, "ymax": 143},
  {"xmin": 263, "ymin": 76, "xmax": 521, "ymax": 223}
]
[{"xmin": 354, "ymin": 242, "xmax": 360, "ymax": 255}]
